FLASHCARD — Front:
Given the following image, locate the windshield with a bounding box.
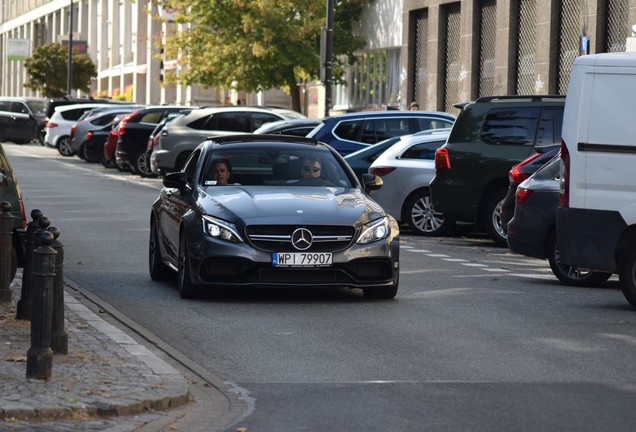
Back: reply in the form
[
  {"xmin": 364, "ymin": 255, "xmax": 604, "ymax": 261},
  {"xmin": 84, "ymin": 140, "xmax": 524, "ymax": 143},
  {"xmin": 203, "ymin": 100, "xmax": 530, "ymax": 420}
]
[
  {"xmin": 26, "ymin": 100, "xmax": 47, "ymax": 116},
  {"xmin": 200, "ymin": 145, "xmax": 354, "ymax": 188}
]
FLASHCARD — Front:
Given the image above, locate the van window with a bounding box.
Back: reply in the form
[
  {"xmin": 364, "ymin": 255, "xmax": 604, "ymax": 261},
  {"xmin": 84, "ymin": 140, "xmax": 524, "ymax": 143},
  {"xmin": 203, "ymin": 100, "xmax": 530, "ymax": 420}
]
[{"xmin": 480, "ymin": 107, "xmax": 540, "ymax": 145}]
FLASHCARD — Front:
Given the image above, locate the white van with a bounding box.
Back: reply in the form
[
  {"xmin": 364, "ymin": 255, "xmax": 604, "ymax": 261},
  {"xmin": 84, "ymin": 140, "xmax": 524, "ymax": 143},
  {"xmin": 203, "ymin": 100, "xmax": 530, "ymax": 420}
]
[{"xmin": 556, "ymin": 52, "xmax": 636, "ymax": 307}]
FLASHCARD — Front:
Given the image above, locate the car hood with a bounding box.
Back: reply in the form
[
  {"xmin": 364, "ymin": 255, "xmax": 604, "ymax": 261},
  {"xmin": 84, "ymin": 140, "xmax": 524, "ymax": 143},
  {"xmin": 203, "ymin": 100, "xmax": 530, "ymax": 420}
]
[{"xmin": 198, "ymin": 186, "xmax": 386, "ymax": 226}]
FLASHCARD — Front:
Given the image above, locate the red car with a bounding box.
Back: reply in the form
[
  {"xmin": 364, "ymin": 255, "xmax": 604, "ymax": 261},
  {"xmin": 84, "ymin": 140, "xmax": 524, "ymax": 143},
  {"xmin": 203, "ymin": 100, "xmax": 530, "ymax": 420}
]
[{"xmin": 102, "ymin": 119, "xmax": 122, "ymax": 170}]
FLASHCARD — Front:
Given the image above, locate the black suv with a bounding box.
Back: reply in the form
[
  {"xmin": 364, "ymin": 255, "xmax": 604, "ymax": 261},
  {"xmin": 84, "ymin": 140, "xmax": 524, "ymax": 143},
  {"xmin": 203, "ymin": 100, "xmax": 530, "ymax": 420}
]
[
  {"xmin": 430, "ymin": 95, "xmax": 565, "ymax": 246},
  {"xmin": 0, "ymin": 97, "xmax": 48, "ymax": 145}
]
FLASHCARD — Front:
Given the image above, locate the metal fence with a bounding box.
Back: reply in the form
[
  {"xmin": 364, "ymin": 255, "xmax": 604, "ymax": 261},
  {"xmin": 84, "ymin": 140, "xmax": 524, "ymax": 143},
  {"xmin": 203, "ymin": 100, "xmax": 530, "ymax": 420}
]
[
  {"xmin": 516, "ymin": 0, "xmax": 538, "ymax": 95},
  {"xmin": 413, "ymin": 9, "xmax": 429, "ymax": 108},
  {"xmin": 443, "ymin": 2, "xmax": 461, "ymax": 112},
  {"xmin": 479, "ymin": 0, "xmax": 497, "ymax": 97},
  {"xmin": 558, "ymin": 0, "xmax": 582, "ymax": 94},
  {"xmin": 605, "ymin": 0, "xmax": 630, "ymax": 52}
]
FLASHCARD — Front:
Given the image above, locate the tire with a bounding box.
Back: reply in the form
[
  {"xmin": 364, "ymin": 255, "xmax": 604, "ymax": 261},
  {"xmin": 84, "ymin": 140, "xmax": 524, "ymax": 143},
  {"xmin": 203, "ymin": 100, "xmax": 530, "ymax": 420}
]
[
  {"xmin": 619, "ymin": 249, "xmax": 636, "ymax": 308},
  {"xmin": 149, "ymin": 217, "xmax": 172, "ymax": 281},
  {"xmin": 483, "ymin": 188, "xmax": 508, "ymax": 246},
  {"xmin": 363, "ymin": 282, "xmax": 398, "ymax": 299},
  {"xmin": 57, "ymin": 136, "xmax": 74, "ymax": 156},
  {"xmin": 404, "ymin": 189, "xmax": 453, "ymax": 236},
  {"xmin": 547, "ymin": 232, "xmax": 611, "ymax": 287},
  {"xmin": 178, "ymin": 233, "xmax": 198, "ymax": 299},
  {"xmin": 77, "ymin": 144, "xmax": 86, "ymax": 160},
  {"xmin": 134, "ymin": 152, "xmax": 156, "ymax": 177},
  {"xmin": 83, "ymin": 144, "xmax": 99, "ymax": 163},
  {"xmin": 99, "ymin": 149, "xmax": 115, "ymax": 168}
]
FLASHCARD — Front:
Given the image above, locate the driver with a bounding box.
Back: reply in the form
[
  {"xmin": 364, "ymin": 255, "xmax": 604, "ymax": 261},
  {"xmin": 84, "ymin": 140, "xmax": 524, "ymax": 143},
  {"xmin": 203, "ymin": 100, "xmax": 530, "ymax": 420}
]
[{"xmin": 300, "ymin": 157, "xmax": 321, "ymax": 179}]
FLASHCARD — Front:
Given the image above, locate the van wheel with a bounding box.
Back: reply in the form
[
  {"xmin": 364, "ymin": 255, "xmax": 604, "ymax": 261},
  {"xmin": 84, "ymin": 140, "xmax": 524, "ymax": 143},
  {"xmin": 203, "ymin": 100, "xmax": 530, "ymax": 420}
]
[
  {"xmin": 619, "ymin": 250, "xmax": 636, "ymax": 308},
  {"xmin": 547, "ymin": 232, "xmax": 611, "ymax": 287},
  {"xmin": 404, "ymin": 190, "xmax": 453, "ymax": 236},
  {"xmin": 483, "ymin": 189, "xmax": 508, "ymax": 246},
  {"xmin": 57, "ymin": 136, "xmax": 74, "ymax": 156}
]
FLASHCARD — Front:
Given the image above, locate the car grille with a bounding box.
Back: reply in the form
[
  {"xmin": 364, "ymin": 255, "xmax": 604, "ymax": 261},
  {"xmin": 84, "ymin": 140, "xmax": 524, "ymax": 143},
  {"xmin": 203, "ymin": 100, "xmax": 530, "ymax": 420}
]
[
  {"xmin": 245, "ymin": 225, "xmax": 355, "ymax": 252},
  {"xmin": 199, "ymin": 258, "xmax": 394, "ymax": 285}
]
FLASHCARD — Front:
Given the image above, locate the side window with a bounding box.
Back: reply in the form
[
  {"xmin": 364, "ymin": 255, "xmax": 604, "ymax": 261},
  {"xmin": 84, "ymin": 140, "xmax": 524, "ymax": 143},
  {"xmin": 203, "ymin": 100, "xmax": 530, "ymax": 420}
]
[
  {"xmin": 250, "ymin": 113, "xmax": 280, "ymax": 131},
  {"xmin": 217, "ymin": 113, "xmax": 249, "ymax": 132},
  {"xmin": 416, "ymin": 118, "xmax": 455, "ymax": 131},
  {"xmin": 400, "ymin": 140, "xmax": 446, "ymax": 160},
  {"xmin": 188, "ymin": 115, "xmax": 214, "ymax": 130},
  {"xmin": 0, "ymin": 101, "xmax": 9, "ymax": 112},
  {"xmin": 140, "ymin": 112, "xmax": 163, "ymax": 124},
  {"xmin": 10, "ymin": 102, "xmax": 29, "ymax": 115},
  {"xmin": 480, "ymin": 107, "xmax": 540, "ymax": 145},
  {"xmin": 376, "ymin": 118, "xmax": 410, "ymax": 141},
  {"xmin": 360, "ymin": 120, "xmax": 377, "ymax": 143},
  {"xmin": 62, "ymin": 108, "xmax": 89, "ymax": 121},
  {"xmin": 535, "ymin": 107, "xmax": 564, "ymax": 145},
  {"xmin": 334, "ymin": 120, "xmax": 363, "ymax": 142}
]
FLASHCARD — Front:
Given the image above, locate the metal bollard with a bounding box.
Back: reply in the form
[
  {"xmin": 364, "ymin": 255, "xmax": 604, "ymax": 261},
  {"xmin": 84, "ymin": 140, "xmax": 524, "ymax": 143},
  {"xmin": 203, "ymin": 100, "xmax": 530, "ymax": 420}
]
[
  {"xmin": 26, "ymin": 230, "xmax": 56, "ymax": 380},
  {"xmin": 16, "ymin": 209, "xmax": 43, "ymax": 321},
  {"xmin": 48, "ymin": 226, "xmax": 68, "ymax": 355},
  {"xmin": 0, "ymin": 201, "xmax": 14, "ymax": 302}
]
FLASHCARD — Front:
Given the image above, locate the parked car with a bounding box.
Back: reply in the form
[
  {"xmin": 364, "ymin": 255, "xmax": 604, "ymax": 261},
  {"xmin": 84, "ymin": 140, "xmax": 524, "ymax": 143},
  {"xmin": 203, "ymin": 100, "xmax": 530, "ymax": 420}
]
[
  {"xmin": 146, "ymin": 111, "xmax": 193, "ymax": 174},
  {"xmin": 306, "ymin": 110, "xmax": 455, "ymax": 156},
  {"xmin": 149, "ymin": 134, "xmax": 399, "ymax": 299},
  {"xmin": 44, "ymin": 103, "xmax": 111, "ymax": 156},
  {"xmin": 115, "ymin": 106, "xmax": 190, "ymax": 176},
  {"xmin": 507, "ymin": 154, "xmax": 611, "ymax": 287},
  {"xmin": 431, "ymin": 95, "xmax": 565, "ymax": 246},
  {"xmin": 0, "ymin": 97, "xmax": 48, "ymax": 145},
  {"xmin": 151, "ymin": 106, "xmax": 305, "ymax": 175},
  {"xmin": 82, "ymin": 115, "xmax": 130, "ymax": 164},
  {"xmin": 253, "ymin": 119, "xmax": 321, "ymax": 136},
  {"xmin": 343, "ymin": 136, "xmax": 403, "ymax": 180},
  {"xmin": 71, "ymin": 107, "xmax": 138, "ymax": 160},
  {"xmin": 103, "ymin": 119, "xmax": 123, "ymax": 170},
  {"xmin": 369, "ymin": 129, "xmax": 453, "ymax": 236},
  {"xmin": 555, "ymin": 52, "xmax": 636, "ymax": 308},
  {"xmin": 500, "ymin": 143, "xmax": 561, "ymax": 234},
  {"xmin": 0, "ymin": 143, "xmax": 27, "ymax": 280}
]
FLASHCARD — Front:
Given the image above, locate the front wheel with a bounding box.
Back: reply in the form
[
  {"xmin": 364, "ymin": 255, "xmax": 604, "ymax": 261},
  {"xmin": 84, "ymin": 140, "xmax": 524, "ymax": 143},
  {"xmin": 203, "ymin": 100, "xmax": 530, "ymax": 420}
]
[
  {"xmin": 483, "ymin": 188, "xmax": 508, "ymax": 246},
  {"xmin": 178, "ymin": 233, "xmax": 199, "ymax": 299},
  {"xmin": 57, "ymin": 136, "xmax": 74, "ymax": 156},
  {"xmin": 547, "ymin": 232, "xmax": 611, "ymax": 287},
  {"xmin": 404, "ymin": 189, "xmax": 453, "ymax": 236},
  {"xmin": 619, "ymin": 250, "xmax": 636, "ymax": 308}
]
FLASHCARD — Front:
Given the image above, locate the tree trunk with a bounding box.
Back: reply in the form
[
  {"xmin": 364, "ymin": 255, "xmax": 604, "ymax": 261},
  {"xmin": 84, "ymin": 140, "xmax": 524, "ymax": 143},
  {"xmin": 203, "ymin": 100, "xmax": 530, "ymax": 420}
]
[{"xmin": 289, "ymin": 79, "xmax": 301, "ymax": 114}]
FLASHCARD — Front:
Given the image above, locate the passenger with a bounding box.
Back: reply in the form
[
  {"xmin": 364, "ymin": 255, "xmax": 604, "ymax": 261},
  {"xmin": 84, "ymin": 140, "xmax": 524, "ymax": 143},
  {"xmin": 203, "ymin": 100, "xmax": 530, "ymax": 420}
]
[{"xmin": 300, "ymin": 157, "xmax": 321, "ymax": 179}]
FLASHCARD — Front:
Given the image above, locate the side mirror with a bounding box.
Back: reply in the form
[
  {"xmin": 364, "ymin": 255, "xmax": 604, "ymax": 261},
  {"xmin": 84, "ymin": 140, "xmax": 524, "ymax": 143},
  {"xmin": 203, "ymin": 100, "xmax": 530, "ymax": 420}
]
[
  {"xmin": 163, "ymin": 171, "xmax": 188, "ymax": 191},
  {"xmin": 362, "ymin": 173, "xmax": 383, "ymax": 193}
]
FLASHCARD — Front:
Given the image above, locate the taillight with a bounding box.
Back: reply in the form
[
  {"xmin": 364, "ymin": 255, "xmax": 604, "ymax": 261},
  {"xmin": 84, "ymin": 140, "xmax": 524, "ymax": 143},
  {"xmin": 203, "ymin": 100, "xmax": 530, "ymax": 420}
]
[
  {"xmin": 370, "ymin": 167, "xmax": 395, "ymax": 177},
  {"xmin": 86, "ymin": 131, "xmax": 93, "ymax": 140},
  {"xmin": 434, "ymin": 148, "xmax": 451, "ymax": 170},
  {"xmin": 45, "ymin": 121, "xmax": 58, "ymax": 129},
  {"xmin": 70, "ymin": 124, "xmax": 77, "ymax": 138},
  {"xmin": 515, "ymin": 186, "xmax": 533, "ymax": 204},
  {"xmin": 559, "ymin": 139, "xmax": 569, "ymax": 208},
  {"xmin": 509, "ymin": 152, "xmax": 543, "ymax": 185},
  {"xmin": 118, "ymin": 112, "xmax": 136, "ymax": 135}
]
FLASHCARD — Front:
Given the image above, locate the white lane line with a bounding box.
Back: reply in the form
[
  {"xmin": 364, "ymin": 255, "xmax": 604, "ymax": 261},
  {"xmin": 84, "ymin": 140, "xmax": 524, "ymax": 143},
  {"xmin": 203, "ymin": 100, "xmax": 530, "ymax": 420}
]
[
  {"xmin": 443, "ymin": 258, "xmax": 468, "ymax": 262},
  {"xmin": 426, "ymin": 253, "xmax": 450, "ymax": 258},
  {"xmin": 481, "ymin": 268, "xmax": 510, "ymax": 272},
  {"xmin": 461, "ymin": 263, "xmax": 488, "ymax": 267},
  {"xmin": 407, "ymin": 249, "xmax": 431, "ymax": 253}
]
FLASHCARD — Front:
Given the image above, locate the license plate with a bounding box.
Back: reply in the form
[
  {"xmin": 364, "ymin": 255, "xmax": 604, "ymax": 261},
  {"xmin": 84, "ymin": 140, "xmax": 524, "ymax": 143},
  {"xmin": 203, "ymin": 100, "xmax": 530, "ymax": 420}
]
[{"xmin": 272, "ymin": 252, "xmax": 332, "ymax": 267}]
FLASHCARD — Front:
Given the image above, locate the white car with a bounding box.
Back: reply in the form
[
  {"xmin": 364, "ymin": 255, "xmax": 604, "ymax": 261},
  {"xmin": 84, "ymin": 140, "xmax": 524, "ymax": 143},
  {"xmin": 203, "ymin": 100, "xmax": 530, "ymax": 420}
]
[
  {"xmin": 369, "ymin": 129, "xmax": 452, "ymax": 236},
  {"xmin": 44, "ymin": 103, "xmax": 110, "ymax": 156}
]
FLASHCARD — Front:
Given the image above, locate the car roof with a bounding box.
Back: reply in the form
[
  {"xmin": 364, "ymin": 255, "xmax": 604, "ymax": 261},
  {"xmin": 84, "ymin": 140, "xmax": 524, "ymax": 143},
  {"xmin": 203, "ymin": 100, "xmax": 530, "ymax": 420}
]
[
  {"xmin": 319, "ymin": 110, "xmax": 455, "ymax": 122},
  {"xmin": 378, "ymin": 129, "xmax": 451, "ymax": 158},
  {"xmin": 253, "ymin": 119, "xmax": 321, "ymax": 134},
  {"xmin": 206, "ymin": 134, "xmax": 320, "ymax": 147},
  {"xmin": 53, "ymin": 103, "xmax": 114, "ymax": 113}
]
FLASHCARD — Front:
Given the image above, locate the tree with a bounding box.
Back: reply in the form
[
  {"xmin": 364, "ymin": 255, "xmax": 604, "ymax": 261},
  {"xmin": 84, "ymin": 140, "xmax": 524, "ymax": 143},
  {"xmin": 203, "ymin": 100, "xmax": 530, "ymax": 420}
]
[
  {"xmin": 157, "ymin": 0, "xmax": 368, "ymax": 112},
  {"xmin": 24, "ymin": 43, "xmax": 97, "ymax": 98}
]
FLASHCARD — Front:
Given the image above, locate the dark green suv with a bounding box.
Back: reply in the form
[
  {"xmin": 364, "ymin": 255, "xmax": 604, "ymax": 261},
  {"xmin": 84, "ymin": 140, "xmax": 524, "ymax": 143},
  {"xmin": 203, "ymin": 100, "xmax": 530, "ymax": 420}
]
[
  {"xmin": 430, "ymin": 95, "xmax": 565, "ymax": 246},
  {"xmin": 0, "ymin": 143, "xmax": 27, "ymax": 280}
]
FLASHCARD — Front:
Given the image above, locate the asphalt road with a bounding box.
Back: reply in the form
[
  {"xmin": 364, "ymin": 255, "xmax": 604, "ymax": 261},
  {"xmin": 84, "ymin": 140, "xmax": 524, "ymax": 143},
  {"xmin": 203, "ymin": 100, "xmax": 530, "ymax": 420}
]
[{"xmin": 5, "ymin": 142, "xmax": 636, "ymax": 432}]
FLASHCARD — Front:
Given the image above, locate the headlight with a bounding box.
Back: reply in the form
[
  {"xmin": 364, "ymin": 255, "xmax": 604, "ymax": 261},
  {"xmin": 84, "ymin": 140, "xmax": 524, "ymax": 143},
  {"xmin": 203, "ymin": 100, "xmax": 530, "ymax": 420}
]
[
  {"xmin": 356, "ymin": 217, "xmax": 390, "ymax": 244},
  {"xmin": 201, "ymin": 215, "xmax": 243, "ymax": 243}
]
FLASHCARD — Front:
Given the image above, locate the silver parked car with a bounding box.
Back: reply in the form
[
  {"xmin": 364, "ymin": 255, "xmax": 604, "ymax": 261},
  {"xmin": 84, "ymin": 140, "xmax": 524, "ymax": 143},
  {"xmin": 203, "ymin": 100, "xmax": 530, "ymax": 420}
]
[
  {"xmin": 150, "ymin": 106, "xmax": 306, "ymax": 175},
  {"xmin": 369, "ymin": 129, "xmax": 452, "ymax": 236}
]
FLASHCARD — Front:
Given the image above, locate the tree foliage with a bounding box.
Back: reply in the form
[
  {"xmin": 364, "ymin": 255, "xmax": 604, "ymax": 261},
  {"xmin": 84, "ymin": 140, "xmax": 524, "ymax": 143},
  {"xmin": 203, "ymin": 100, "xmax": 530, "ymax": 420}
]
[
  {"xmin": 24, "ymin": 43, "xmax": 97, "ymax": 98},
  {"xmin": 157, "ymin": 0, "xmax": 368, "ymax": 111}
]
